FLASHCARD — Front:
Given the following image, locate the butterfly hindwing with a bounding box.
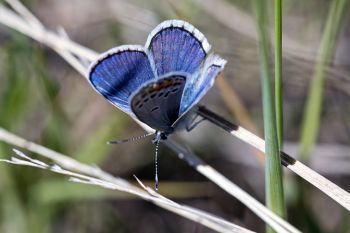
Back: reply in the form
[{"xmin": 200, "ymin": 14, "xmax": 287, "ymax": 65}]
[
  {"xmin": 180, "ymin": 55, "xmax": 226, "ymax": 115},
  {"xmin": 130, "ymin": 73, "xmax": 187, "ymax": 133},
  {"xmin": 88, "ymin": 45, "xmax": 155, "ymax": 115},
  {"xmin": 146, "ymin": 20, "xmax": 211, "ymax": 77}
]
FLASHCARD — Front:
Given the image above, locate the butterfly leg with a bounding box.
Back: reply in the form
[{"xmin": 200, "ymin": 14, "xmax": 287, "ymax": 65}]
[{"xmin": 185, "ymin": 114, "xmax": 205, "ymax": 132}]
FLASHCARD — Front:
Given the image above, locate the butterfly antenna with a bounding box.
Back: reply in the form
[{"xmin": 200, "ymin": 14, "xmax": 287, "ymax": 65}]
[
  {"xmin": 154, "ymin": 138, "xmax": 160, "ymax": 191},
  {"xmin": 107, "ymin": 132, "xmax": 154, "ymax": 145}
]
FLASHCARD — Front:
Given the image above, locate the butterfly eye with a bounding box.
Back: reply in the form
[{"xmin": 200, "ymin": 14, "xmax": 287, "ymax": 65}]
[
  {"xmin": 144, "ymin": 98, "xmax": 149, "ymax": 103},
  {"xmin": 150, "ymin": 93, "xmax": 157, "ymax": 99}
]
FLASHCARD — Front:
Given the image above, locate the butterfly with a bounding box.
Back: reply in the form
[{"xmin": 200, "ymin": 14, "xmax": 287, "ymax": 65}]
[
  {"xmin": 88, "ymin": 20, "xmax": 226, "ymax": 189},
  {"xmin": 88, "ymin": 19, "xmax": 226, "ymax": 140}
]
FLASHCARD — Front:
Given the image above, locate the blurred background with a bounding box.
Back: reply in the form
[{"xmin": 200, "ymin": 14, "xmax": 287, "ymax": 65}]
[{"xmin": 0, "ymin": 0, "xmax": 350, "ymax": 232}]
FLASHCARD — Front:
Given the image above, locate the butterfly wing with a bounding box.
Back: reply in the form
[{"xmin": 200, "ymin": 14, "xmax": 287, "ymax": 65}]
[
  {"xmin": 130, "ymin": 73, "xmax": 187, "ymax": 133},
  {"xmin": 88, "ymin": 45, "xmax": 155, "ymax": 115},
  {"xmin": 179, "ymin": 54, "xmax": 226, "ymax": 115},
  {"xmin": 146, "ymin": 20, "xmax": 210, "ymax": 76},
  {"xmin": 88, "ymin": 21, "xmax": 226, "ymax": 131}
]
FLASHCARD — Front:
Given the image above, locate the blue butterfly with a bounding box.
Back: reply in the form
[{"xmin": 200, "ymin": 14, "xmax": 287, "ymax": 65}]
[{"xmin": 88, "ymin": 20, "xmax": 226, "ymax": 142}]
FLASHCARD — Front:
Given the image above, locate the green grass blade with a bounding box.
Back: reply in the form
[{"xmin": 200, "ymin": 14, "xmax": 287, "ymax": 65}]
[
  {"xmin": 299, "ymin": 0, "xmax": 349, "ymax": 160},
  {"xmin": 274, "ymin": 0, "xmax": 283, "ymax": 150},
  {"xmin": 253, "ymin": 1, "xmax": 286, "ymax": 230}
]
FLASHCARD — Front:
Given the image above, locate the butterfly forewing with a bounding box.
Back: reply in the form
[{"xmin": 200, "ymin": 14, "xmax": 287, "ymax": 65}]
[
  {"xmin": 146, "ymin": 20, "xmax": 210, "ymax": 77},
  {"xmin": 130, "ymin": 74, "xmax": 187, "ymax": 134},
  {"xmin": 89, "ymin": 45, "xmax": 155, "ymax": 114}
]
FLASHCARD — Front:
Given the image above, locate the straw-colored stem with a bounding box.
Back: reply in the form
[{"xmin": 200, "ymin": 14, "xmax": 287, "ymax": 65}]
[
  {"xmin": 0, "ymin": 126, "xmax": 301, "ymax": 233},
  {"xmin": 1, "ymin": 148, "xmax": 254, "ymax": 233}
]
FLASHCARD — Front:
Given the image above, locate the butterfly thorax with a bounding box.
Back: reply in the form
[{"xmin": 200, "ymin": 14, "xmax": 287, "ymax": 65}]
[{"xmin": 152, "ymin": 131, "xmax": 169, "ymax": 144}]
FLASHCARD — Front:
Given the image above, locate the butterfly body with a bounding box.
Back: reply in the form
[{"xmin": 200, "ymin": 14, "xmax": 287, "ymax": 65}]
[{"xmin": 88, "ymin": 20, "xmax": 226, "ymax": 140}]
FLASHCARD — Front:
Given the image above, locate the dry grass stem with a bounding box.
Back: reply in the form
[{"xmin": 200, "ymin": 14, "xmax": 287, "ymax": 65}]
[{"xmin": 0, "ymin": 149, "xmax": 253, "ymax": 233}]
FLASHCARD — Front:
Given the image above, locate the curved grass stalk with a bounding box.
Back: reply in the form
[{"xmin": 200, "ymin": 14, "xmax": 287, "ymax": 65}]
[
  {"xmin": 0, "ymin": 127, "xmax": 301, "ymax": 233},
  {"xmin": 0, "ymin": 148, "xmax": 253, "ymax": 233}
]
